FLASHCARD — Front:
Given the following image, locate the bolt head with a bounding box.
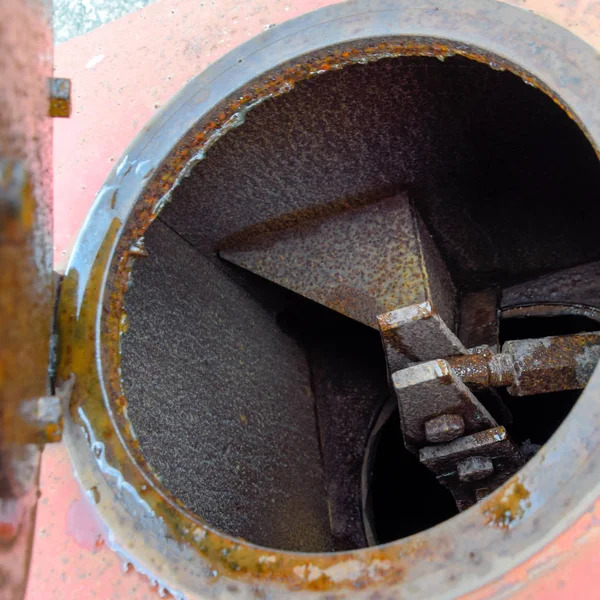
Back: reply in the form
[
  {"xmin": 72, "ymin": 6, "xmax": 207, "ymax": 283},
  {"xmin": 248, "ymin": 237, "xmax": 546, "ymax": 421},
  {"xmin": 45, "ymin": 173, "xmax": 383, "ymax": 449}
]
[
  {"xmin": 424, "ymin": 413, "xmax": 465, "ymax": 443},
  {"xmin": 457, "ymin": 455, "xmax": 494, "ymax": 482}
]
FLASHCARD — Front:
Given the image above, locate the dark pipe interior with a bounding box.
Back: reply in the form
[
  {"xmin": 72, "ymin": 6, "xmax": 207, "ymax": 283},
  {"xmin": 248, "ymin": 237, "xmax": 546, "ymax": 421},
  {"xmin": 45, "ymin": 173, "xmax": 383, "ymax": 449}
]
[{"xmin": 121, "ymin": 54, "xmax": 600, "ymax": 552}]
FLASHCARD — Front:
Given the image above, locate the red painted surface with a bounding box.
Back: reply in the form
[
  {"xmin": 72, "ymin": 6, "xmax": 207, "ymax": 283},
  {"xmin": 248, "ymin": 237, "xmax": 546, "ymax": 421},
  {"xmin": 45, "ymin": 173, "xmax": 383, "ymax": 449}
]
[
  {"xmin": 26, "ymin": 443, "xmax": 153, "ymax": 599},
  {"xmin": 32, "ymin": 0, "xmax": 600, "ymax": 597},
  {"xmin": 468, "ymin": 497, "xmax": 600, "ymax": 600},
  {"xmin": 51, "ymin": 0, "xmax": 342, "ymax": 273}
]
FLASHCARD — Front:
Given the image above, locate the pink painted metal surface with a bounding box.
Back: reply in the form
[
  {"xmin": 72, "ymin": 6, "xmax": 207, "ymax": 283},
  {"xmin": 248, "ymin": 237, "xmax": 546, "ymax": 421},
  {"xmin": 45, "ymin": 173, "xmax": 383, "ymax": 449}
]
[
  {"xmin": 51, "ymin": 0, "xmax": 342, "ymax": 273},
  {"xmin": 31, "ymin": 0, "xmax": 600, "ymax": 597},
  {"xmin": 26, "ymin": 443, "xmax": 154, "ymax": 599}
]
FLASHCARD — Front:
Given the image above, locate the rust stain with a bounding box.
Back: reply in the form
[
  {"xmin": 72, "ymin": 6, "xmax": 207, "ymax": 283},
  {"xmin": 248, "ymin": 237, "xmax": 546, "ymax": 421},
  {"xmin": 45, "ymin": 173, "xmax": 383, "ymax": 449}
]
[
  {"xmin": 507, "ymin": 332, "xmax": 600, "ymax": 396},
  {"xmin": 57, "ymin": 217, "xmax": 122, "ymax": 419},
  {"xmin": 48, "ymin": 77, "xmax": 72, "ymax": 118},
  {"xmin": 48, "ymin": 97, "xmax": 70, "ymax": 118},
  {"xmin": 448, "ymin": 353, "xmax": 491, "ymax": 388},
  {"xmin": 1, "ymin": 162, "xmax": 55, "ymax": 451},
  {"xmin": 483, "ymin": 478, "xmax": 532, "ymax": 529}
]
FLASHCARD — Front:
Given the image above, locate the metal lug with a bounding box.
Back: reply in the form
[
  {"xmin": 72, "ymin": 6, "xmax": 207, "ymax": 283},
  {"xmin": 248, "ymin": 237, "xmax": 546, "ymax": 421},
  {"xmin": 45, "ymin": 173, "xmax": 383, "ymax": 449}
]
[
  {"xmin": 419, "ymin": 426, "xmax": 524, "ymax": 510},
  {"xmin": 392, "ymin": 359, "xmax": 496, "ymax": 451},
  {"xmin": 49, "ymin": 77, "xmax": 72, "ymax": 118},
  {"xmin": 378, "ymin": 301, "xmax": 466, "ymax": 374}
]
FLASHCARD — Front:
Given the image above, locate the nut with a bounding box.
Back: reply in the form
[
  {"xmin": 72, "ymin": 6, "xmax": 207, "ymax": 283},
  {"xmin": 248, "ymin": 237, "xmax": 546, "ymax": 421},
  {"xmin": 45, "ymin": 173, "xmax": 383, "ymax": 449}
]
[
  {"xmin": 424, "ymin": 414, "xmax": 465, "ymax": 443},
  {"xmin": 457, "ymin": 455, "xmax": 494, "ymax": 482}
]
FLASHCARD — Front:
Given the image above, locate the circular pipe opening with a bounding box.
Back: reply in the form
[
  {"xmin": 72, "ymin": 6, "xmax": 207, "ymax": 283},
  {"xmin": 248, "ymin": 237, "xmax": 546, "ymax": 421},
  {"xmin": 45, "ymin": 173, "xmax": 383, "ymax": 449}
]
[
  {"xmin": 118, "ymin": 53, "xmax": 600, "ymax": 551},
  {"xmin": 58, "ymin": 3, "xmax": 600, "ymax": 595}
]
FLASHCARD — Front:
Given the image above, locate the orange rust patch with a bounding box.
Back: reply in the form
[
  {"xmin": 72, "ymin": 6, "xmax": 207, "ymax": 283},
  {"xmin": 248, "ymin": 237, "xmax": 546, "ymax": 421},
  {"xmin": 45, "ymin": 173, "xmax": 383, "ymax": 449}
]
[
  {"xmin": 49, "ymin": 97, "xmax": 70, "ymax": 118},
  {"xmin": 483, "ymin": 478, "xmax": 531, "ymax": 529}
]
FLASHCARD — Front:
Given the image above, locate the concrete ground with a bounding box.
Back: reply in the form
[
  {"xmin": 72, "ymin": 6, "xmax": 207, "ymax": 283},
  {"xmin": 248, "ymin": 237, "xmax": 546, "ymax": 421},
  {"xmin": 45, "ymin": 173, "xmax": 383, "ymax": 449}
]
[{"xmin": 54, "ymin": 0, "xmax": 156, "ymax": 43}]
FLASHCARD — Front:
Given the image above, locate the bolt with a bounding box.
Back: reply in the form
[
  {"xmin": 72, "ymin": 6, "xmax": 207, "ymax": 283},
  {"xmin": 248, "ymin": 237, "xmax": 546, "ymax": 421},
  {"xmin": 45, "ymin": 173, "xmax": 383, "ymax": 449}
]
[
  {"xmin": 457, "ymin": 455, "xmax": 494, "ymax": 482},
  {"xmin": 48, "ymin": 77, "xmax": 72, "ymax": 118},
  {"xmin": 447, "ymin": 351, "xmax": 492, "ymax": 388},
  {"xmin": 424, "ymin": 414, "xmax": 465, "ymax": 443},
  {"xmin": 19, "ymin": 396, "xmax": 63, "ymax": 444},
  {"xmin": 488, "ymin": 352, "xmax": 516, "ymax": 387},
  {"xmin": 448, "ymin": 333, "xmax": 600, "ymax": 396},
  {"xmin": 448, "ymin": 347, "xmax": 515, "ymax": 388}
]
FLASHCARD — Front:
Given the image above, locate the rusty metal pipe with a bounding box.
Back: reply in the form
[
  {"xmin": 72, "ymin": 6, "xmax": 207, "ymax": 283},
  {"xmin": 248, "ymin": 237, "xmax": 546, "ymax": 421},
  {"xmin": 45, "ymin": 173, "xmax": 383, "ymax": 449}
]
[{"xmin": 448, "ymin": 332, "xmax": 600, "ymax": 396}]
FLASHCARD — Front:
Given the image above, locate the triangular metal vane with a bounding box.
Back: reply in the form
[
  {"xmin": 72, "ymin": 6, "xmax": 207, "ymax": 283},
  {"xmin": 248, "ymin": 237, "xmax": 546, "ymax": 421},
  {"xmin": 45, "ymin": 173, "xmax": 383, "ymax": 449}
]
[{"xmin": 220, "ymin": 194, "xmax": 457, "ymax": 329}]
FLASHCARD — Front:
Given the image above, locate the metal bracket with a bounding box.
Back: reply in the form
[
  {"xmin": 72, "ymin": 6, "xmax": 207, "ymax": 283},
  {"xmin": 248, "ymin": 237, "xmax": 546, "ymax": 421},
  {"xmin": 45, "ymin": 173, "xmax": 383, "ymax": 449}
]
[
  {"xmin": 392, "ymin": 358, "xmax": 497, "ymax": 451},
  {"xmin": 419, "ymin": 426, "xmax": 524, "ymax": 511},
  {"xmin": 380, "ymin": 299, "xmax": 600, "ymax": 509},
  {"xmin": 379, "ymin": 300, "xmax": 525, "ymax": 509}
]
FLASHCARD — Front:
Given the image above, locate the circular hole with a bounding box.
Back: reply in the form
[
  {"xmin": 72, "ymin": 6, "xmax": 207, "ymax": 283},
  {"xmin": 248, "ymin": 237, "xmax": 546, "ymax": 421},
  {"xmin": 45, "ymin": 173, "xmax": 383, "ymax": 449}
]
[{"xmin": 119, "ymin": 52, "xmax": 600, "ymax": 552}]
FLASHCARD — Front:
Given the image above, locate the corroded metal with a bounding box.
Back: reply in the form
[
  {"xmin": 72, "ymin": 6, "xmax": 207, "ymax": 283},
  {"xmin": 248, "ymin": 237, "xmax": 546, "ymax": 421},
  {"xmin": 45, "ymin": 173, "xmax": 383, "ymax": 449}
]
[
  {"xmin": 505, "ymin": 332, "xmax": 600, "ymax": 396},
  {"xmin": 425, "ymin": 414, "xmax": 465, "ymax": 444},
  {"xmin": 459, "ymin": 290, "xmax": 512, "ymax": 424},
  {"xmin": 121, "ymin": 220, "xmax": 334, "ymax": 552},
  {"xmin": 459, "ymin": 289, "xmax": 500, "ymax": 351},
  {"xmin": 53, "ymin": 0, "xmax": 600, "ymax": 598},
  {"xmin": 308, "ymin": 319, "xmax": 389, "ymax": 551},
  {"xmin": 390, "ymin": 323, "xmax": 599, "ymax": 510},
  {"xmin": 420, "ymin": 426, "xmax": 525, "ymax": 510},
  {"xmin": 502, "ymin": 260, "xmax": 600, "ymax": 313},
  {"xmin": 448, "ymin": 332, "xmax": 600, "ymax": 396},
  {"xmin": 0, "ymin": 0, "xmax": 53, "ymax": 597},
  {"xmin": 457, "ymin": 455, "xmax": 494, "ymax": 483},
  {"xmin": 18, "ymin": 396, "xmax": 63, "ymax": 445},
  {"xmin": 448, "ymin": 349, "xmax": 515, "ymax": 389},
  {"xmin": 392, "ymin": 359, "xmax": 497, "ymax": 451},
  {"xmin": 221, "ymin": 194, "xmax": 456, "ymax": 330},
  {"xmin": 378, "ymin": 301, "xmax": 465, "ymax": 374},
  {"xmin": 48, "ymin": 78, "xmax": 72, "ymax": 119},
  {"xmin": 389, "ymin": 342, "xmax": 523, "ymax": 508}
]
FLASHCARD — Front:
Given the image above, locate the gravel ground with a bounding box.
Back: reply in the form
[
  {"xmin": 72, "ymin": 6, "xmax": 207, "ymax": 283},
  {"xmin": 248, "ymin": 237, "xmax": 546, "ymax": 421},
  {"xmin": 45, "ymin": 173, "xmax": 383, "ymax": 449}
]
[{"xmin": 53, "ymin": 0, "xmax": 156, "ymax": 43}]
